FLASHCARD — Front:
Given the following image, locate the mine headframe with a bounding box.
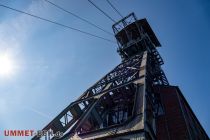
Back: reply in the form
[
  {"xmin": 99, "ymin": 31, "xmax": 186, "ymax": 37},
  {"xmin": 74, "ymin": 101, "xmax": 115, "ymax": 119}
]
[
  {"xmin": 112, "ymin": 13, "xmax": 161, "ymax": 60},
  {"xmin": 32, "ymin": 13, "xmax": 168, "ymax": 140}
]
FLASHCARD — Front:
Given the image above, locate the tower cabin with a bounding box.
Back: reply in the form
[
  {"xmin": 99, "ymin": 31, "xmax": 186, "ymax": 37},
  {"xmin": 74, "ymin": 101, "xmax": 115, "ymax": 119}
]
[{"xmin": 112, "ymin": 13, "xmax": 161, "ymax": 60}]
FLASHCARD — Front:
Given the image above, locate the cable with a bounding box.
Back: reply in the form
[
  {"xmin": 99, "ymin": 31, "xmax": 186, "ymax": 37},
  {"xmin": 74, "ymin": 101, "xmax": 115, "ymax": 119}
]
[
  {"xmin": 44, "ymin": 0, "xmax": 113, "ymax": 36},
  {"xmin": 88, "ymin": 0, "xmax": 116, "ymax": 23},
  {"xmin": 106, "ymin": 0, "xmax": 123, "ymax": 18},
  {"xmin": 0, "ymin": 3, "xmax": 116, "ymax": 44}
]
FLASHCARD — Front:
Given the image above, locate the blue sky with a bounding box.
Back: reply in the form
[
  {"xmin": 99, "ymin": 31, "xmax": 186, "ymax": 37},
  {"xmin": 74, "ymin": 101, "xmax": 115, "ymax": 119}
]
[{"xmin": 0, "ymin": 0, "xmax": 209, "ymax": 139}]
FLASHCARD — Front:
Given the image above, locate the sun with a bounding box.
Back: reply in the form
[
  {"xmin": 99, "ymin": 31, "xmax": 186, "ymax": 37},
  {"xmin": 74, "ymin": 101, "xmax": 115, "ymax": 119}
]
[{"xmin": 0, "ymin": 53, "xmax": 15, "ymax": 77}]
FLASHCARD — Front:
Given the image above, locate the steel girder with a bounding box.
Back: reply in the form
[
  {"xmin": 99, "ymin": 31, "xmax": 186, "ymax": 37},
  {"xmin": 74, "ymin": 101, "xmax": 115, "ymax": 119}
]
[{"xmin": 32, "ymin": 52, "xmax": 146, "ymax": 140}]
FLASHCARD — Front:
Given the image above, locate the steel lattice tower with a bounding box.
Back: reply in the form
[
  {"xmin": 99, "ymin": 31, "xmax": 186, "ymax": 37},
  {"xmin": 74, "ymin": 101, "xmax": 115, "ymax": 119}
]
[{"xmin": 32, "ymin": 13, "xmax": 209, "ymax": 140}]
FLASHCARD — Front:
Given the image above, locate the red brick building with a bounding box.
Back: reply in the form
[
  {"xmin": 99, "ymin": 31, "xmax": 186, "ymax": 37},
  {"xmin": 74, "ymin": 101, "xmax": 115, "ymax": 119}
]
[{"xmin": 156, "ymin": 86, "xmax": 209, "ymax": 140}]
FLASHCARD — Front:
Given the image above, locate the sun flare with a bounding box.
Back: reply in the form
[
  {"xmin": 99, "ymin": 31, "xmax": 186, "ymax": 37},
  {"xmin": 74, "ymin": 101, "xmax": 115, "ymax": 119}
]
[{"xmin": 0, "ymin": 53, "xmax": 15, "ymax": 77}]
